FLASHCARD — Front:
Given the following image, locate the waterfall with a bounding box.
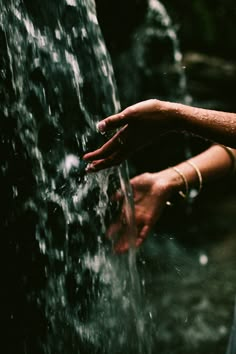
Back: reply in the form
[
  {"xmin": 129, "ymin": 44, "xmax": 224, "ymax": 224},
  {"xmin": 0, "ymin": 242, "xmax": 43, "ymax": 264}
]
[
  {"xmin": 2, "ymin": 1, "xmax": 214, "ymax": 353},
  {"xmin": 1, "ymin": 1, "xmax": 149, "ymax": 353}
]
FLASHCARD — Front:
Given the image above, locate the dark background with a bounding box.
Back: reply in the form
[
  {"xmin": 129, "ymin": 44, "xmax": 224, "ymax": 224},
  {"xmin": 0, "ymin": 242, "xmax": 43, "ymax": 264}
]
[
  {"xmin": 95, "ymin": 3, "xmax": 236, "ymax": 353},
  {"xmin": 2, "ymin": 1, "xmax": 236, "ymax": 353},
  {"xmin": 95, "ymin": 0, "xmax": 236, "ymax": 220}
]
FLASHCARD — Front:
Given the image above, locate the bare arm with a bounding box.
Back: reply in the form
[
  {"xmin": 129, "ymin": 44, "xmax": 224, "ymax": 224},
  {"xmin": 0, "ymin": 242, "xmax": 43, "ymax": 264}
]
[
  {"xmin": 83, "ymin": 99, "xmax": 236, "ymax": 172},
  {"xmin": 114, "ymin": 144, "xmax": 236, "ymax": 252},
  {"xmin": 171, "ymin": 102, "xmax": 236, "ymax": 148},
  {"xmin": 166, "ymin": 144, "xmax": 236, "ymax": 192}
]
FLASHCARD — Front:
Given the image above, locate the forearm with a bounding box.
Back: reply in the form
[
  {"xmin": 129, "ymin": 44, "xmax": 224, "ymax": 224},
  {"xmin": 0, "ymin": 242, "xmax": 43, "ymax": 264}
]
[
  {"xmin": 83, "ymin": 99, "xmax": 236, "ymax": 173},
  {"xmin": 155, "ymin": 144, "xmax": 236, "ymax": 198},
  {"xmin": 164, "ymin": 101, "xmax": 236, "ymax": 148},
  {"xmin": 176, "ymin": 144, "xmax": 236, "ymax": 191}
]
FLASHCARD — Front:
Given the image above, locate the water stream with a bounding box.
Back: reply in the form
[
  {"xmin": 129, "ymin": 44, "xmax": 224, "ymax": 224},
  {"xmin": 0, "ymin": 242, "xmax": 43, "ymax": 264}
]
[
  {"xmin": 2, "ymin": 1, "xmax": 236, "ymax": 354},
  {"xmin": 1, "ymin": 1, "xmax": 149, "ymax": 353}
]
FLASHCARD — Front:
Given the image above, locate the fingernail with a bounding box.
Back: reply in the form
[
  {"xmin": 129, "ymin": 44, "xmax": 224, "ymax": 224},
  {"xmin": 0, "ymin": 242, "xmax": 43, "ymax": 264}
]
[
  {"xmin": 97, "ymin": 121, "xmax": 106, "ymax": 133},
  {"xmin": 85, "ymin": 164, "xmax": 95, "ymax": 173}
]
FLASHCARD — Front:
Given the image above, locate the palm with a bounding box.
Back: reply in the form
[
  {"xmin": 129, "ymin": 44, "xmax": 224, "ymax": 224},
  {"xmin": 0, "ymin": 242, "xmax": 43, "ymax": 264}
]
[{"xmin": 110, "ymin": 173, "xmax": 171, "ymax": 253}]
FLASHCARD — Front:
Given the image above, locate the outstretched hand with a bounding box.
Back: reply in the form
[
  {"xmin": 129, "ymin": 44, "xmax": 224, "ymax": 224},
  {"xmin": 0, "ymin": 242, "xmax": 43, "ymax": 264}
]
[
  {"xmin": 83, "ymin": 99, "xmax": 176, "ymax": 172},
  {"xmin": 109, "ymin": 171, "xmax": 175, "ymax": 253}
]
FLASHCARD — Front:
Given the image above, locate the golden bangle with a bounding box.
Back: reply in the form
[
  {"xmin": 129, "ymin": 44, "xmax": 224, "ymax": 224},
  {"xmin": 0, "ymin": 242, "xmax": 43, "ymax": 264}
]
[
  {"xmin": 186, "ymin": 160, "xmax": 203, "ymax": 197},
  {"xmin": 172, "ymin": 167, "xmax": 189, "ymax": 199},
  {"xmin": 219, "ymin": 145, "xmax": 236, "ymax": 174}
]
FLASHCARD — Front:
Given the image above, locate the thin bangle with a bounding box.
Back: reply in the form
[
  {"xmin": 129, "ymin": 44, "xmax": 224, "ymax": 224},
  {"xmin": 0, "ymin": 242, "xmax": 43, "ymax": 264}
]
[
  {"xmin": 218, "ymin": 145, "xmax": 236, "ymax": 174},
  {"xmin": 172, "ymin": 167, "xmax": 189, "ymax": 199},
  {"xmin": 186, "ymin": 160, "xmax": 203, "ymax": 197}
]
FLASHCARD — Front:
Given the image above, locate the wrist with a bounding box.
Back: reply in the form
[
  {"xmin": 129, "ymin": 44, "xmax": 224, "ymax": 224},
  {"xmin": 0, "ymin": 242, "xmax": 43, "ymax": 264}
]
[
  {"xmin": 156, "ymin": 100, "xmax": 186, "ymax": 133},
  {"xmin": 152, "ymin": 168, "xmax": 186, "ymax": 197}
]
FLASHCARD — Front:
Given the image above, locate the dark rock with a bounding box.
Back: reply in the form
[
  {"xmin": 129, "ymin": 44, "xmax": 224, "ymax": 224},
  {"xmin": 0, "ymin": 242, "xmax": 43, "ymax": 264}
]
[{"xmin": 183, "ymin": 51, "xmax": 236, "ymax": 111}]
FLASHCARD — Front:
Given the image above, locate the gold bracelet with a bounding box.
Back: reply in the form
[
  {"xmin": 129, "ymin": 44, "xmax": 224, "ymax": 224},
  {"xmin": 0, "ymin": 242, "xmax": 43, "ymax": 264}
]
[
  {"xmin": 172, "ymin": 167, "xmax": 189, "ymax": 199},
  {"xmin": 219, "ymin": 145, "xmax": 236, "ymax": 174},
  {"xmin": 186, "ymin": 160, "xmax": 203, "ymax": 197}
]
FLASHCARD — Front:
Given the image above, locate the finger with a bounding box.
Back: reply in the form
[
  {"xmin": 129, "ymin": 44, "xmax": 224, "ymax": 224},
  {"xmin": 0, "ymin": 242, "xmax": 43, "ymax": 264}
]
[
  {"xmin": 97, "ymin": 99, "xmax": 157, "ymax": 133},
  {"xmin": 106, "ymin": 212, "xmax": 127, "ymax": 239},
  {"xmin": 106, "ymin": 222, "xmax": 122, "ymax": 239},
  {"xmin": 135, "ymin": 238, "xmax": 143, "ymax": 248},
  {"xmin": 114, "ymin": 223, "xmax": 145, "ymax": 253},
  {"xmin": 96, "ymin": 112, "xmax": 128, "ymax": 133},
  {"xmin": 135, "ymin": 225, "xmax": 150, "ymax": 248},
  {"xmin": 96, "ymin": 103, "xmax": 142, "ymax": 133},
  {"xmin": 114, "ymin": 241, "xmax": 129, "ymax": 253},
  {"xmin": 85, "ymin": 151, "xmax": 126, "ymax": 173},
  {"xmin": 114, "ymin": 233, "xmax": 131, "ymax": 253},
  {"xmin": 83, "ymin": 126, "xmax": 128, "ymax": 161},
  {"xmin": 140, "ymin": 224, "xmax": 151, "ymax": 240},
  {"xmin": 110, "ymin": 189, "xmax": 123, "ymax": 202}
]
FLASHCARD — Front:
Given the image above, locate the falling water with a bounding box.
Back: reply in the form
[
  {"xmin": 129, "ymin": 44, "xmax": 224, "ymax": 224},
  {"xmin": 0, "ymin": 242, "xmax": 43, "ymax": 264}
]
[
  {"xmin": 148, "ymin": 0, "xmax": 191, "ymax": 103},
  {"xmin": 3, "ymin": 1, "xmax": 230, "ymax": 354},
  {"xmin": 1, "ymin": 0, "xmax": 150, "ymax": 353}
]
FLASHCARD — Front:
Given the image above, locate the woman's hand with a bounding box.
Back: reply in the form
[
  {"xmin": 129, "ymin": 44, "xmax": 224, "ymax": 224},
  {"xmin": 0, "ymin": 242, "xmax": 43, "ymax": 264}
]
[
  {"xmin": 83, "ymin": 98, "xmax": 236, "ymax": 172},
  {"xmin": 109, "ymin": 170, "xmax": 180, "ymax": 253},
  {"xmin": 83, "ymin": 99, "xmax": 177, "ymax": 172}
]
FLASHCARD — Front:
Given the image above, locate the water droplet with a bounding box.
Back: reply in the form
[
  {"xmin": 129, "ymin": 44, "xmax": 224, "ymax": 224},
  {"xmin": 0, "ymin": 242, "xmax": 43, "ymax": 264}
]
[{"xmin": 199, "ymin": 254, "xmax": 208, "ymax": 266}]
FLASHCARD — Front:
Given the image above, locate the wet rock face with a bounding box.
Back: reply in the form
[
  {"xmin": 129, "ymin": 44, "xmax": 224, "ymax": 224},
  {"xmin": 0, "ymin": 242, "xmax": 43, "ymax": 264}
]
[
  {"xmin": 23, "ymin": 0, "xmax": 64, "ymax": 29},
  {"xmin": 96, "ymin": 0, "xmax": 185, "ymax": 108},
  {"xmin": 1, "ymin": 1, "xmax": 123, "ymax": 353},
  {"xmin": 183, "ymin": 52, "xmax": 236, "ymax": 111}
]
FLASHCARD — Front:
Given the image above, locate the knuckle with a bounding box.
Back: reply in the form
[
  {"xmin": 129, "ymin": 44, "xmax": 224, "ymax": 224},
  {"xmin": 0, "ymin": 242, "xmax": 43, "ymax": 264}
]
[{"xmin": 124, "ymin": 106, "xmax": 136, "ymax": 116}]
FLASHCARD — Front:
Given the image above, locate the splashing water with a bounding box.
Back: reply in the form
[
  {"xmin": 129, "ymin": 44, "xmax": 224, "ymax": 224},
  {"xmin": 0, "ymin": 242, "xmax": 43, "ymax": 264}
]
[
  {"xmin": 1, "ymin": 1, "xmax": 151, "ymax": 353},
  {"xmin": 2, "ymin": 2, "xmax": 235, "ymax": 354}
]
